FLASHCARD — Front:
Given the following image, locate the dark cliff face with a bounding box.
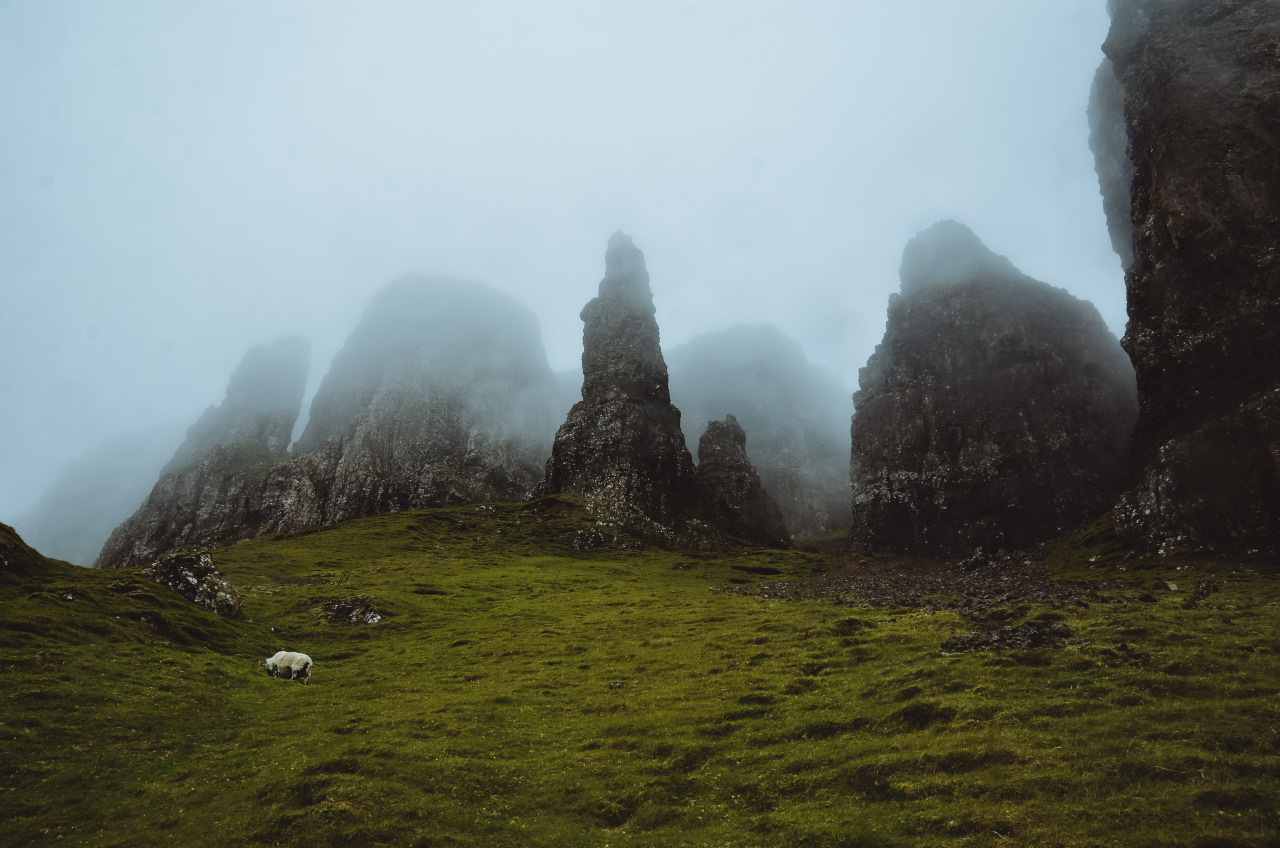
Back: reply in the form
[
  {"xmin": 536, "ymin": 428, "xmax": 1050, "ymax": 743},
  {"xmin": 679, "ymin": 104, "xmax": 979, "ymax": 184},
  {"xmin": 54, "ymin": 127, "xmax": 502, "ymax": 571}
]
[
  {"xmin": 266, "ymin": 276, "xmax": 559, "ymax": 532},
  {"xmin": 1103, "ymin": 0, "xmax": 1280, "ymax": 554},
  {"xmin": 850, "ymin": 221, "xmax": 1137, "ymax": 556},
  {"xmin": 696, "ymin": 415, "xmax": 789, "ymax": 547},
  {"xmin": 95, "ymin": 336, "xmax": 310, "ymax": 569},
  {"xmin": 543, "ymin": 232, "xmax": 700, "ymax": 533},
  {"xmin": 667, "ymin": 324, "xmax": 850, "ymax": 538}
]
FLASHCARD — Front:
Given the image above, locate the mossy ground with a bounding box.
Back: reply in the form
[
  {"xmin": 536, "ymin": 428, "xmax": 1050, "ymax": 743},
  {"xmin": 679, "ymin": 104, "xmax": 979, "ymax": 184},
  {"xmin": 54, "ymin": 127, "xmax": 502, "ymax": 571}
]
[{"xmin": 2, "ymin": 506, "xmax": 1279, "ymax": 847}]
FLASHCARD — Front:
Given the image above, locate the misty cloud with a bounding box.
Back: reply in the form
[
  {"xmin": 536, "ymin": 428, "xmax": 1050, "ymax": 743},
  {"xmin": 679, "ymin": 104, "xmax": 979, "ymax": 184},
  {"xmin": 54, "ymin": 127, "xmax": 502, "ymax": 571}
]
[{"xmin": 1, "ymin": 2, "xmax": 1119, "ymax": 521}]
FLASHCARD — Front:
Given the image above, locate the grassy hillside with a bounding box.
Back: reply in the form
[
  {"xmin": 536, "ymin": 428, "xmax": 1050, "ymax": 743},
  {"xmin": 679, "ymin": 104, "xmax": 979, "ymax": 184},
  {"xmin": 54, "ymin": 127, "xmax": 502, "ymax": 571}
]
[{"xmin": 1, "ymin": 505, "xmax": 1278, "ymax": 847}]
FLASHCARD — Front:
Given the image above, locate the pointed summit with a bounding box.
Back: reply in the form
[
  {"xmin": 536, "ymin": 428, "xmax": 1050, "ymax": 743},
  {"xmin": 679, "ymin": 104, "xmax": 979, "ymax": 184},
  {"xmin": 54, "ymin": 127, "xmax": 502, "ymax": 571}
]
[
  {"xmin": 898, "ymin": 219, "xmax": 1021, "ymax": 296},
  {"xmin": 544, "ymin": 233, "xmax": 699, "ymax": 534},
  {"xmin": 851, "ymin": 221, "xmax": 1137, "ymax": 556}
]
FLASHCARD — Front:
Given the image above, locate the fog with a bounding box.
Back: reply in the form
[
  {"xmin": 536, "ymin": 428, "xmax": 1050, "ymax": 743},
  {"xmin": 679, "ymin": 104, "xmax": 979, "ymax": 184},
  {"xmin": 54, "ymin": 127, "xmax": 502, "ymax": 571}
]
[{"xmin": 0, "ymin": 1, "xmax": 1119, "ymax": 523}]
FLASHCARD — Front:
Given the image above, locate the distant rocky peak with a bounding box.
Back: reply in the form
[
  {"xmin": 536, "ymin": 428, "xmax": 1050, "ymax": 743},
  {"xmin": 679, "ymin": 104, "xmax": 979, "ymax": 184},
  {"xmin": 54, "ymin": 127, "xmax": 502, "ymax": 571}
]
[
  {"xmin": 163, "ymin": 335, "xmax": 310, "ymax": 474},
  {"xmin": 696, "ymin": 414, "xmax": 789, "ymax": 547},
  {"xmin": 224, "ymin": 336, "xmax": 310, "ymax": 418},
  {"xmin": 898, "ymin": 220, "xmax": 1021, "ymax": 296}
]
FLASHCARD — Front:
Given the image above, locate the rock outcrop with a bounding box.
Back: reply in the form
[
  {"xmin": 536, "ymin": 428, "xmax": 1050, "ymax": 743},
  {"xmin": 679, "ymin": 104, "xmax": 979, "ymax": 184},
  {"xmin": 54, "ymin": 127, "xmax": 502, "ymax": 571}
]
[
  {"xmin": 542, "ymin": 232, "xmax": 701, "ymax": 534},
  {"xmin": 668, "ymin": 324, "xmax": 850, "ymax": 538},
  {"xmin": 696, "ymin": 415, "xmax": 789, "ymax": 547},
  {"xmin": 1102, "ymin": 0, "xmax": 1280, "ymax": 554},
  {"xmin": 262, "ymin": 276, "xmax": 559, "ymax": 532},
  {"xmin": 95, "ymin": 337, "xmax": 310, "ymax": 569},
  {"xmin": 139, "ymin": 551, "xmax": 241, "ymax": 617},
  {"xmin": 850, "ymin": 221, "xmax": 1138, "ymax": 556}
]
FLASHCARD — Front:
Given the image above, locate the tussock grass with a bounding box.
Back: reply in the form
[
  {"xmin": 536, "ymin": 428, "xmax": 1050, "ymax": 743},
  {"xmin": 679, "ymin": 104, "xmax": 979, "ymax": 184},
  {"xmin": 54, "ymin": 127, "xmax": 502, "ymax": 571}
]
[{"xmin": 1, "ymin": 510, "xmax": 1279, "ymax": 846}]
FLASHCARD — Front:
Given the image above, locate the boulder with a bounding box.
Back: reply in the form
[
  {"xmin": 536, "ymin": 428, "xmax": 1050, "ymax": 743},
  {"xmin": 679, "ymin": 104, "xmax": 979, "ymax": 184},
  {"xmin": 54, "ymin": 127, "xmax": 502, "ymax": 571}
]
[{"xmin": 138, "ymin": 551, "xmax": 241, "ymax": 618}]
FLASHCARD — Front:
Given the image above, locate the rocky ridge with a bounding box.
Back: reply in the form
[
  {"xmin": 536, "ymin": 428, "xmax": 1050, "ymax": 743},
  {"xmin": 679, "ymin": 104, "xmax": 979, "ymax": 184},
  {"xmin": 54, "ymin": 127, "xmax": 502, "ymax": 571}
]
[
  {"xmin": 1102, "ymin": 0, "xmax": 1280, "ymax": 554},
  {"xmin": 95, "ymin": 337, "xmax": 310, "ymax": 569},
  {"xmin": 849, "ymin": 220, "xmax": 1138, "ymax": 557},
  {"xmin": 262, "ymin": 276, "xmax": 559, "ymax": 533}
]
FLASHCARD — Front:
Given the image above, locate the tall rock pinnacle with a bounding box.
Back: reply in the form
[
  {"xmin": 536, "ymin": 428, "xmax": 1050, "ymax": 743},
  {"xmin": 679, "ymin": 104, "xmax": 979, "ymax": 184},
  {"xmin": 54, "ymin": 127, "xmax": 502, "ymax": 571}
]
[
  {"xmin": 95, "ymin": 336, "xmax": 310, "ymax": 569},
  {"xmin": 850, "ymin": 221, "xmax": 1137, "ymax": 556},
  {"xmin": 543, "ymin": 232, "xmax": 700, "ymax": 533},
  {"xmin": 1101, "ymin": 0, "xmax": 1280, "ymax": 554}
]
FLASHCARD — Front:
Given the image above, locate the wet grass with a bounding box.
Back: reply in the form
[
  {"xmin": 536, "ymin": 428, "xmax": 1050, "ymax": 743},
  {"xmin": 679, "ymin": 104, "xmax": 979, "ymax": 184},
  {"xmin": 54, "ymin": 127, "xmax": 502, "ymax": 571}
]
[{"xmin": 1, "ymin": 509, "xmax": 1278, "ymax": 846}]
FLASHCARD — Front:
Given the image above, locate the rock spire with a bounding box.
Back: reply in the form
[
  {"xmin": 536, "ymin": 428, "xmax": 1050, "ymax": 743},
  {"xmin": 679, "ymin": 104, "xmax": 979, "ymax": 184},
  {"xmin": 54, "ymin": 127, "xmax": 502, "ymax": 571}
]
[{"xmin": 542, "ymin": 232, "xmax": 700, "ymax": 533}]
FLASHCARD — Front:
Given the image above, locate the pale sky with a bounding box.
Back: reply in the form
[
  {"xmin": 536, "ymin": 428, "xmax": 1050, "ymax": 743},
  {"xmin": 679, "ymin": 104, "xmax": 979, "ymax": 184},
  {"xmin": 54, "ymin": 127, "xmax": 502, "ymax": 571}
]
[{"xmin": 0, "ymin": 1, "xmax": 1122, "ymax": 519}]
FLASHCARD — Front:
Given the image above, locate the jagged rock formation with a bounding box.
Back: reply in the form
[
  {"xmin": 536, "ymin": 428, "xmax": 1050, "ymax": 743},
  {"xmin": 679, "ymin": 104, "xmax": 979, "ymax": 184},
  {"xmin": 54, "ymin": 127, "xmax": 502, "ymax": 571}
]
[
  {"xmin": 262, "ymin": 276, "xmax": 559, "ymax": 532},
  {"xmin": 542, "ymin": 232, "xmax": 701, "ymax": 533},
  {"xmin": 850, "ymin": 221, "xmax": 1137, "ymax": 556},
  {"xmin": 668, "ymin": 324, "xmax": 850, "ymax": 538},
  {"xmin": 1087, "ymin": 56, "xmax": 1135, "ymax": 270},
  {"xmin": 1102, "ymin": 0, "xmax": 1280, "ymax": 554},
  {"xmin": 15, "ymin": 422, "xmax": 187, "ymax": 566},
  {"xmin": 95, "ymin": 337, "xmax": 310, "ymax": 569},
  {"xmin": 696, "ymin": 415, "xmax": 789, "ymax": 546},
  {"xmin": 139, "ymin": 552, "xmax": 241, "ymax": 617}
]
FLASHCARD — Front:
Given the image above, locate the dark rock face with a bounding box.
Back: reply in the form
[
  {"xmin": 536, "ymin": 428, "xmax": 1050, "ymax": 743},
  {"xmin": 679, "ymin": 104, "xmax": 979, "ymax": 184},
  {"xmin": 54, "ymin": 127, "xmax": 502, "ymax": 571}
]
[
  {"xmin": 668, "ymin": 324, "xmax": 850, "ymax": 538},
  {"xmin": 696, "ymin": 415, "xmax": 789, "ymax": 546},
  {"xmin": 1103, "ymin": 0, "xmax": 1280, "ymax": 554},
  {"xmin": 95, "ymin": 337, "xmax": 310, "ymax": 569},
  {"xmin": 850, "ymin": 221, "xmax": 1137, "ymax": 556},
  {"xmin": 139, "ymin": 551, "xmax": 242, "ymax": 617},
  {"xmin": 542, "ymin": 233, "xmax": 700, "ymax": 532},
  {"xmin": 264, "ymin": 276, "xmax": 559, "ymax": 532}
]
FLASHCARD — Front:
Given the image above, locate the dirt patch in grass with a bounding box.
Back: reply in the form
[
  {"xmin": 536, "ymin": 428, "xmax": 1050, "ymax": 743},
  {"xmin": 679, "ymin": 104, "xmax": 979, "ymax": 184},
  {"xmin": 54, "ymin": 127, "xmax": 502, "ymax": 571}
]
[{"xmin": 728, "ymin": 550, "xmax": 1137, "ymax": 614}]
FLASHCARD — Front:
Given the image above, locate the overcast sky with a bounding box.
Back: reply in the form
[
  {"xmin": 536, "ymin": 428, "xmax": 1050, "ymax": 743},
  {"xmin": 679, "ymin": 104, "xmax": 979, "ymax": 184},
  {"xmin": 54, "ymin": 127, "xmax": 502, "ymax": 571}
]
[{"xmin": 0, "ymin": 0, "xmax": 1120, "ymax": 520}]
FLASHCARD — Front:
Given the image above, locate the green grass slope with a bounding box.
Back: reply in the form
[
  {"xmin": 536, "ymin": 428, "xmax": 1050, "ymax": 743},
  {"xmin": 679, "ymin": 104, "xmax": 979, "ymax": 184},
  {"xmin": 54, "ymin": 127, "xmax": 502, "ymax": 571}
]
[{"xmin": 1, "ymin": 506, "xmax": 1278, "ymax": 847}]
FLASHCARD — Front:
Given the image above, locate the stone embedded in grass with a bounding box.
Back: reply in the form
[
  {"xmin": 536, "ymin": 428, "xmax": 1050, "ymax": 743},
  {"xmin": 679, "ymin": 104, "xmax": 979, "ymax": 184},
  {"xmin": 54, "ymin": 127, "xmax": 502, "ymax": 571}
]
[
  {"xmin": 138, "ymin": 551, "xmax": 241, "ymax": 618},
  {"xmin": 322, "ymin": 596, "xmax": 384, "ymax": 625},
  {"xmin": 940, "ymin": 621, "xmax": 1073, "ymax": 655}
]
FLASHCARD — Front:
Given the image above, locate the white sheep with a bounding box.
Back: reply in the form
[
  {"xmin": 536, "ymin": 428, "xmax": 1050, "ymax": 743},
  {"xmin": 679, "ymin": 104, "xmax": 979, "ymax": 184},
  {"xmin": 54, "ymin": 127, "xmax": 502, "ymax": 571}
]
[{"xmin": 264, "ymin": 650, "xmax": 313, "ymax": 684}]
